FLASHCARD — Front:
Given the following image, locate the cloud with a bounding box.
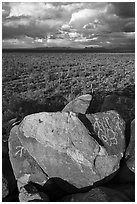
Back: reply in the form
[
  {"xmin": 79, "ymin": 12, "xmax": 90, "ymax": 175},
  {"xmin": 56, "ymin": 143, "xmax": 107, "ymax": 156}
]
[
  {"xmin": 123, "ymin": 20, "xmax": 135, "ymax": 32},
  {"xmin": 3, "ymin": 36, "xmax": 36, "ymax": 48},
  {"xmin": 69, "ymin": 8, "xmax": 101, "ymax": 28},
  {"xmin": 46, "ymin": 38, "xmax": 84, "ymax": 48},
  {"xmin": 2, "ymin": 2, "xmax": 69, "ymax": 40},
  {"xmin": 111, "ymin": 2, "xmax": 135, "ymax": 18},
  {"xmin": 8, "ymin": 2, "xmax": 62, "ymax": 20},
  {"xmin": 2, "ymin": 3, "xmax": 11, "ymax": 19},
  {"xmin": 2, "ymin": 2, "xmax": 135, "ymax": 49},
  {"xmin": 3, "ymin": 19, "xmax": 62, "ymax": 39},
  {"xmin": 61, "ymin": 24, "xmax": 72, "ymax": 32}
]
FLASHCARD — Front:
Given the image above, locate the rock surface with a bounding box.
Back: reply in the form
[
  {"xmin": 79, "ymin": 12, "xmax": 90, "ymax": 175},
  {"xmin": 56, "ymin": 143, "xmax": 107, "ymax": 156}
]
[
  {"xmin": 125, "ymin": 119, "xmax": 135, "ymax": 173},
  {"xmin": 85, "ymin": 111, "xmax": 125, "ymax": 157},
  {"xmin": 18, "ymin": 183, "xmax": 50, "ymax": 202},
  {"xmin": 62, "ymin": 94, "xmax": 92, "ymax": 114},
  {"xmin": 9, "ymin": 111, "xmax": 125, "ymax": 189},
  {"xmin": 101, "ymin": 94, "xmax": 135, "ymax": 123},
  {"xmin": 9, "ymin": 126, "xmax": 48, "ymax": 187}
]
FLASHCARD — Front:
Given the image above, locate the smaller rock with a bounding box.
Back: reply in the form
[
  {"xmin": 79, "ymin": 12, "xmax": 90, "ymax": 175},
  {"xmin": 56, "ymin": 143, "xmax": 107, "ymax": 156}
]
[
  {"xmin": 18, "ymin": 182, "xmax": 50, "ymax": 202},
  {"xmin": 85, "ymin": 110, "xmax": 125, "ymax": 157},
  {"xmin": 125, "ymin": 119, "xmax": 135, "ymax": 173},
  {"xmin": 2, "ymin": 174, "xmax": 9, "ymax": 198},
  {"xmin": 62, "ymin": 94, "xmax": 92, "ymax": 114}
]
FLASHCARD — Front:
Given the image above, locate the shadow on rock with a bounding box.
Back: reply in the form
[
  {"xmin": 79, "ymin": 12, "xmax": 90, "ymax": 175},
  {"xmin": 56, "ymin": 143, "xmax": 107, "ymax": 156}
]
[
  {"xmin": 28, "ymin": 178, "xmax": 78, "ymax": 201},
  {"xmin": 29, "ymin": 177, "xmax": 98, "ymax": 202},
  {"xmin": 59, "ymin": 184, "xmax": 134, "ymax": 202},
  {"xmin": 28, "ymin": 171, "xmax": 121, "ymax": 202}
]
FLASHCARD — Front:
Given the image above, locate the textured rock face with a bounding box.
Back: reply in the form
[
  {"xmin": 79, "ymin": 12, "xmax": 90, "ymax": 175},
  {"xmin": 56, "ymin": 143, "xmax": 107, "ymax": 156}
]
[
  {"xmin": 101, "ymin": 94, "xmax": 135, "ymax": 123},
  {"xmin": 125, "ymin": 119, "xmax": 135, "ymax": 173},
  {"xmin": 85, "ymin": 111, "xmax": 125, "ymax": 157},
  {"xmin": 9, "ymin": 125, "xmax": 48, "ymax": 185},
  {"xmin": 18, "ymin": 183, "xmax": 49, "ymax": 202},
  {"xmin": 62, "ymin": 94, "xmax": 92, "ymax": 114},
  {"xmin": 9, "ymin": 111, "xmax": 125, "ymax": 189}
]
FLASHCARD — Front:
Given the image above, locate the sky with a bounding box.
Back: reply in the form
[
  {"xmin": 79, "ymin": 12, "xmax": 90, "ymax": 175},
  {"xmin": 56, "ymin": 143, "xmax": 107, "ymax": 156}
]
[{"xmin": 2, "ymin": 2, "xmax": 135, "ymax": 49}]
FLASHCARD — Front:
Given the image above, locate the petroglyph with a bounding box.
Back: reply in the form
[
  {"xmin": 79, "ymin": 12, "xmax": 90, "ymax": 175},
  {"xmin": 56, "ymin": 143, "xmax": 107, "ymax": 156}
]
[
  {"xmin": 15, "ymin": 145, "xmax": 26, "ymax": 157},
  {"xmin": 92, "ymin": 112, "xmax": 123, "ymax": 146}
]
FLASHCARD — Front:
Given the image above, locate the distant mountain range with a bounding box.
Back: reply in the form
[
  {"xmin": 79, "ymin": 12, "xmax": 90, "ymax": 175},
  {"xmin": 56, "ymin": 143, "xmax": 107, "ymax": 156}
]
[{"xmin": 2, "ymin": 46, "xmax": 135, "ymax": 53}]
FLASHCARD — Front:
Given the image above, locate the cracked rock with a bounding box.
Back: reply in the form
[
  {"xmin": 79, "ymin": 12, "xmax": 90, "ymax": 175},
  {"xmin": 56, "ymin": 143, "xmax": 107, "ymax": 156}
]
[{"xmin": 9, "ymin": 111, "xmax": 125, "ymax": 189}]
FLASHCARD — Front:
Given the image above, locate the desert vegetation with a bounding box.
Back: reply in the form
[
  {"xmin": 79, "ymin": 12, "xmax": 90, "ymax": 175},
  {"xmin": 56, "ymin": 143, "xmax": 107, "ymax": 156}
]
[{"xmin": 2, "ymin": 52, "xmax": 135, "ymax": 139}]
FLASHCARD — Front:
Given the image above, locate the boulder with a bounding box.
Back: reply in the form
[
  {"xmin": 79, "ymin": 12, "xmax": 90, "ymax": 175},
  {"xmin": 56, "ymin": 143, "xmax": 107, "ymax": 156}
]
[
  {"xmin": 62, "ymin": 94, "xmax": 92, "ymax": 114},
  {"xmin": 85, "ymin": 110, "xmax": 125, "ymax": 157},
  {"xmin": 9, "ymin": 111, "xmax": 125, "ymax": 189},
  {"xmin": 18, "ymin": 183, "xmax": 50, "ymax": 202},
  {"xmin": 101, "ymin": 94, "xmax": 135, "ymax": 123},
  {"xmin": 125, "ymin": 119, "xmax": 135, "ymax": 173},
  {"xmin": 9, "ymin": 126, "xmax": 48, "ymax": 187},
  {"xmin": 3, "ymin": 118, "xmax": 20, "ymax": 142}
]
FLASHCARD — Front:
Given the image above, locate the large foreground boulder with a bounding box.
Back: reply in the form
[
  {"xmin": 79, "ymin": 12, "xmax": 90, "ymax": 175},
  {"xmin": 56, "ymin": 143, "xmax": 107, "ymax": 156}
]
[{"xmin": 9, "ymin": 111, "xmax": 125, "ymax": 191}]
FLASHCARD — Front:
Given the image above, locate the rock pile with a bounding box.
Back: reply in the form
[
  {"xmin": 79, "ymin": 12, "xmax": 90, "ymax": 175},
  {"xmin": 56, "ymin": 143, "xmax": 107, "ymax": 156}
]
[
  {"xmin": 9, "ymin": 110, "xmax": 125, "ymax": 188},
  {"xmin": 3, "ymin": 93, "xmax": 135, "ymax": 202}
]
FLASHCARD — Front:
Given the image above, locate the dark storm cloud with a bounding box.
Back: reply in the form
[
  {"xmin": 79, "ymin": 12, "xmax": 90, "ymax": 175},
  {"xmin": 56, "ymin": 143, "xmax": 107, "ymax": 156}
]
[
  {"xmin": 2, "ymin": 2, "xmax": 69, "ymax": 40},
  {"xmin": 2, "ymin": 20, "xmax": 59, "ymax": 39},
  {"xmin": 3, "ymin": 24, "xmax": 42, "ymax": 39},
  {"xmin": 2, "ymin": 2, "xmax": 135, "ymax": 49},
  {"xmin": 111, "ymin": 2, "xmax": 135, "ymax": 18}
]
